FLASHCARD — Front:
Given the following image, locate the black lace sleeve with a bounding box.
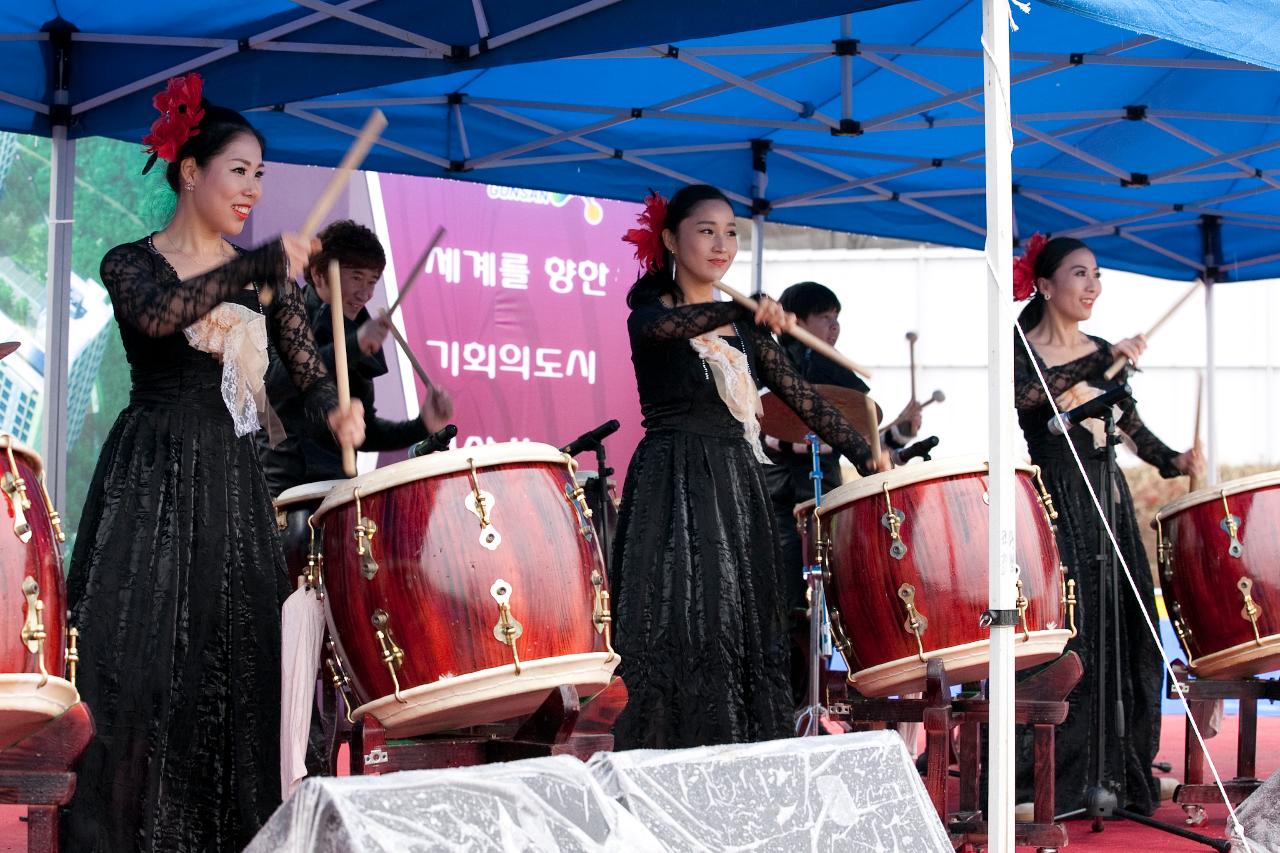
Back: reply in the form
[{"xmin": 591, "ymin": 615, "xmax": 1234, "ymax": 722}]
[
  {"xmin": 751, "ymin": 330, "xmax": 875, "ymax": 475},
  {"xmin": 266, "ymin": 276, "xmax": 339, "ymax": 428},
  {"xmin": 1117, "ymin": 396, "xmax": 1182, "ymax": 478},
  {"xmin": 628, "ymin": 299, "xmax": 751, "ymax": 344},
  {"xmin": 100, "ymin": 240, "xmax": 285, "ymax": 338},
  {"xmin": 1013, "ymin": 337, "xmax": 1114, "ymax": 411}
]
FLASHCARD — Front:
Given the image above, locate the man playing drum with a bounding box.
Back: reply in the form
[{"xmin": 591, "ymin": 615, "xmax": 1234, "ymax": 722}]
[{"xmin": 259, "ymin": 219, "xmax": 453, "ymax": 496}]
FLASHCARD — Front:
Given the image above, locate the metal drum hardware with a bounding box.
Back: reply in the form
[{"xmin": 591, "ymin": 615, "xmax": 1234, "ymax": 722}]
[
  {"xmin": 371, "ymin": 609, "xmax": 406, "ymax": 703},
  {"xmin": 881, "ymin": 484, "xmax": 907, "ymax": 560},
  {"xmin": 489, "ymin": 579, "xmax": 524, "ymax": 673},
  {"xmin": 352, "ymin": 488, "xmax": 379, "ymax": 580},
  {"xmin": 466, "ymin": 460, "xmax": 501, "ymax": 550},
  {"xmin": 67, "ymin": 625, "xmax": 79, "ymax": 686},
  {"xmin": 1220, "ymin": 492, "xmax": 1243, "ymax": 559},
  {"xmin": 1238, "ymin": 578, "xmax": 1265, "ymax": 645},
  {"xmin": 897, "ymin": 583, "xmax": 929, "ymax": 662},
  {"xmin": 590, "ymin": 570, "xmax": 616, "ymax": 661},
  {"xmin": 20, "ymin": 577, "xmax": 48, "ymax": 686}
]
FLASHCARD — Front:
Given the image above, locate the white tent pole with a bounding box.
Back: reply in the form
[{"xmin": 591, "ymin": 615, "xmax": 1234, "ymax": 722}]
[
  {"xmin": 982, "ymin": 0, "xmax": 1016, "ymax": 848},
  {"xmin": 1205, "ymin": 278, "xmax": 1219, "ymax": 484},
  {"xmin": 750, "ymin": 140, "xmax": 768, "ymax": 296},
  {"xmin": 43, "ymin": 96, "xmax": 75, "ymax": 515}
]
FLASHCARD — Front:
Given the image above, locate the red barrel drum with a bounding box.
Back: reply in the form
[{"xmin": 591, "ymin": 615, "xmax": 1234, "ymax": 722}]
[
  {"xmin": 274, "ymin": 480, "xmax": 344, "ymax": 584},
  {"xmin": 1155, "ymin": 471, "xmax": 1280, "ymax": 679},
  {"xmin": 0, "ymin": 437, "xmax": 79, "ymax": 746},
  {"xmin": 817, "ymin": 457, "xmax": 1072, "ymax": 697},
  {"xmin": 314, "ymin": 442, "xmax": 619, "ymax": 737}
]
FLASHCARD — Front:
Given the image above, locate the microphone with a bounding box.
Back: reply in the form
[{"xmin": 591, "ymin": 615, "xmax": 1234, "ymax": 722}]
[
  {"xmin": 892, "ymin": 435, "xmax": 939, "ymax": 466},
  {"xmin": 1046, "ymin": 383, "xmax": 1132, "ymax": 437},
  {"xmin": 409, "ymin": 424, "xmax": 457, "ymax": 458},
  {"xmin": 560, "ymin": 419, "xmax": 621, "ymax": 457}
]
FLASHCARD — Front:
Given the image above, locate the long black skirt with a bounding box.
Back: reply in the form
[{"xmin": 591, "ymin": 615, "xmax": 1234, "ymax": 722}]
[
  {"xmin": 63, "ymin": 401, "xmax": 289, "ymax": 851},
  {"xmin": 611, "ymin": 430, "xmax": 793, "ymax": 749}
]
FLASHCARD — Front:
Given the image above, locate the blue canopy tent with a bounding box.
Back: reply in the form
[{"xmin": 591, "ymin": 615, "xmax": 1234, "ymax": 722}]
[{"xmin": 0, "ymin": 0, "xmax": 911, "ymax": 508}]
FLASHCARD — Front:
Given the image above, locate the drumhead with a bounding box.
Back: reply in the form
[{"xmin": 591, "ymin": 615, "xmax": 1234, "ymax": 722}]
[
  {"xmin": 317, "ymin": 441, "xmax": 570, "ymax": 515},
  {"xmin": 818, "ymin": 454, "xmax": 1037, "ymax": 517},
  {"xmin": 274, "ymin": 480, "xmax": 346, "ymax": 510},
  {"xmin": 0, "ymin": 435, "xmax": 43, "ymax": 475},
  {"xmin": 1155, "ymin": 469, "xmax": 1280, "ymax": 522}
]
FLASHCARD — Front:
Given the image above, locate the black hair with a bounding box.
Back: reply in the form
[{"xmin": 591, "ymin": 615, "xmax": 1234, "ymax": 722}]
[
  {"xmin": 1016, "ymin": 236, "xmax": 1090, "ymax": 331},
  {"xmin": 162, "ymin": 102, "xmax": 267, "ymax": 194},
  {"xmin": 625, "ymin": 184, "xmax": 734, "ymax": 309},
  {"xmin": 778, "ymin": 281, "xmax": 841, "ymax": 319},
  {"xmin": 304, "ymin": 220, "xmax": 386, "ymax": 286}
]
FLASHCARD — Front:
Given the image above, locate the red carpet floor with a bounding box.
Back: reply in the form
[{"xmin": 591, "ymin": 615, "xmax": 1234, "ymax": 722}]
[{"xmin": 2, "ymin": 712, "xmax": 1273, "ymax": 851}]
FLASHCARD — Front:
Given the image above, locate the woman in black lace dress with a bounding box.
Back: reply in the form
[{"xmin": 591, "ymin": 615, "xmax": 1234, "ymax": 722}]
[
  {"xmin": 1012, "ymin": 235, "xmax": 1202, "ymax": 814},
  {"xmin": 611, "ymin": 185, "xmax": 884, "ymax": 749},
  {"xmin": 62, "ymin": 76, "xmax": 365, "ymax": 851}
]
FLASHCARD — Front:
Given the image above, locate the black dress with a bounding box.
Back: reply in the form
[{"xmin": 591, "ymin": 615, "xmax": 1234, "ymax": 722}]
[
  {"xmin": 1013, "ymin": 334, "xmax": 1180, "ymax": 815},
  {"xmin": 611, "ymin": 297, "xmax": 873, "ymax": 749},
  {"xmin": 63, "ymin": 237, "xmax": 338, "ymax": 851}
]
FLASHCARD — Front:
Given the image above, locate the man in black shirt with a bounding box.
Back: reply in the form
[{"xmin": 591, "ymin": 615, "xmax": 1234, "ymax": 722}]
[
  {"xmin": 765, "ymin": 281, "xmax": 922, "ymax": 701},
  {"xmin": 260, "ymin": 220, "xmax": 452, "ymax": 496}
]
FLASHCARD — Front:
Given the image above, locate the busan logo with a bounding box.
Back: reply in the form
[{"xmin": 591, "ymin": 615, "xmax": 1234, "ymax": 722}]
[{"xmin": 486, "ymin": 185, "xmax": 605, "ymax": 225}]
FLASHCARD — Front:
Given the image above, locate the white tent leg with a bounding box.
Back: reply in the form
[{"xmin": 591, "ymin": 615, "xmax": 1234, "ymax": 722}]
[
  {"xmin": 983, "ymin": 0, "xmax": 1016, "ymax": 849},
  {"xmin": 42, "ymin": 124, "xmax": 74, "ymax": 514},
  {"xmin": 751, "ymin": 213, "xmax": 764, "ymax": 295},
  {"xmin": 1205, "ymin": 279, "xmax": 1218, "ymax": 484}
]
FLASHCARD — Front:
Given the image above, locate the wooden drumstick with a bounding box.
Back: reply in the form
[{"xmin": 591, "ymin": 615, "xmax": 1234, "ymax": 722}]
[
  {"xmin": 1103, "ymin": 279, "xmax": 1202, "ymax": 380},
  {"xmin": 905, "ymin": 331, "xmax": 919, "ymax": 403},
  {"xmin": 886, "ymin": 389, "xmax": 945, "ymax": 432},
  {"xmin": 386, "ymin": 225, "xmax": 446, "ymax": 317},
  {"xmin": 260, "ymin": 110, "xmax": 388, "ymax": 307},
  {"xmin": 712, "ymin": 281, "xmax": 873, "ymax": 379},
  {"xmin": 329, "ymin": 259, "xmax": 357, "ymax": 477},
  {"xmin": 865, "ymin": 394, "xmax": 883, "ymax": 470},
  {"xmin": 1189, "ymin": 374, "xmax": 1205, "ymax": 492},
  {"xmin": 378, "ymin": 308, "xmax": 435, "ymax": 393}
]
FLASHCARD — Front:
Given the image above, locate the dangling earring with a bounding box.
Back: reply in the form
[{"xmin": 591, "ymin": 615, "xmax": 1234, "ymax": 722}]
[
  {"xmin": 184, "ymin": 181, "xmax": 195, "ymax": 191},
  {"xmin": 670, "ymin": 260, "xmax": 676, "ymax": 282},
  {"xmin": 1043, "ymin": 291, "xmax": 1051, "ymax": 301}
]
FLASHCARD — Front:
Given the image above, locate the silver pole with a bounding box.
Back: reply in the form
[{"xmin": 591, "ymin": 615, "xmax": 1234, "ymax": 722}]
[
  {"xmin": 983, "ymin": 0, "xmax": 1017, "ymax": 848},
  {"xmin": 1205, "ymin": 279, "xmax": 1218, "ymax": 484},
  {"xmin": 43, "ymin": 122, "xmax": 75, "ymax": 514}
]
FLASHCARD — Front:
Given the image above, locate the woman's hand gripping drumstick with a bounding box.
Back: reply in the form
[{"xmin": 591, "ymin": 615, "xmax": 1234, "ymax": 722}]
[
  {"xmin": 326, "ymin": 259, "xmax": 365, "ymax": 476},
  {"xmin": 713, "ymin": 281, "xmax": 873, "ymax": 379},
  {"xmin": 262, "ymin": 110, "xmax": 389, "ymax": 307}
]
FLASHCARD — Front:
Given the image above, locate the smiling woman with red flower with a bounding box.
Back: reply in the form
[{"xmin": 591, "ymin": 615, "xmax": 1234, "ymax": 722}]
[
  {"xmin": 610, "ymin": 184, "xmax": 882, "ymax": 749},
  {"xmin": 1011, "ymin": 234, "xmax": 1203, "ymax": 816},
  {"xmin": 61, "ymin": 74, "xmax": 364, "ymax": 851}
]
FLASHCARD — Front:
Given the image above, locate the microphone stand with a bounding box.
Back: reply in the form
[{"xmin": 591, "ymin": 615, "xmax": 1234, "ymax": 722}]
[
  {"xmin": 796, "ymin": 432, "xmax": 831, "ymax": 737},
  {"xmin": 581, "ymin": 439, "xmax": 614, "ymax": 575},
  {"xmin": 1056, "ymin": 410, "xmax": 1228, "ymax": 851}
]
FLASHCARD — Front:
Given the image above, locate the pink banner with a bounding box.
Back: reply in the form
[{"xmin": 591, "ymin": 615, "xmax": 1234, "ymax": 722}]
[{"xmin": 378, "ymin": 176, "xmax": 644, "ymax": 474}]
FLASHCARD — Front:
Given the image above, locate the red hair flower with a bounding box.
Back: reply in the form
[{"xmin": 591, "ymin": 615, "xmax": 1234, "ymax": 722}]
[
  {"xmin": 142, "ymin": 73, "xmax": 206, "ymax": 173},
  {"xmin": 622, "ymin": 192, "xmax": 669, "ymax": 273},
  {"xmin": 1012, "ymin": 232, "xmax": 1047, "ymax": 301}
]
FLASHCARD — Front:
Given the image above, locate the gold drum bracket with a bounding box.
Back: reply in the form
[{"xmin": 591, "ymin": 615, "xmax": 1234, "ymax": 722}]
[
  {"xmin": 881, "ymin": 484, "xmax": 908, "ymax": 561},
  {"xmin": 325, "ymin": 637, "xmax": 357, "ymax": 724},
  {"xmin": 67, "ymin": 625, "xmax": 79, "ymax": 687},
  {"xmin": 465, "ymin": 460, "xmax": 501, "ymax": 550},
  {"xmin": 352, "ymin": 489, "xmax": 379, "ymax": 580},
  {"xmin": 371, "ymin": 609, "xmax": 407, "ymax": 703},
  {"xmin": 590, "ymin": 570, "xmax": 616, "ymax": 661},
  {"xmin": 490, "ymin": 579, "xmax": 524, "ymax": 673},
  {"xmin": 1, "ymin": 437, "xmax": 31, "ymax": 543},
  {"xmin": 1220, "ymin": 493, "xmax": 1243, "ymax": 559},
  {"xmin": 1014, "ymin": 576, "xmax": 1032, "ymax": 643},
  {"xmin": 37, "ymin": 476, "xmax": 64, "ymax": 543},
  {"xmin": 897, "ymin": 582, "xmax": 929, "ymax": 662},
  {"xmin": 1238, "ymin": 577, "xmax": 1265, "ymax": 645},
  {"xmin": 1170, "ymin": 600, "xmax": 1197, "ymax": 666},
  {"xmin": 20, "ymin": 577, "xmax": 48, "ymax": 687},
  {"xmin": 1031, "ymin": 466, "xmax": 1059, "ymax": 530},
  {"xmin": 1059, "ymin": 575, "xmax": 1078, "ymax": 639},
  {"xmin": 562, "ymin": 455, "xmax": 595, "ymax": 541}
]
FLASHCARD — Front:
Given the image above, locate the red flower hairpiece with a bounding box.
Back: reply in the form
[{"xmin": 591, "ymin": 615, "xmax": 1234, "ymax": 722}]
[
  {"xmin": 622, "ymin": 192, "xmax": 669, "ymax": 274},
  {"xmin": 1012, "ymin": 232, "xmax": 1047, "ymax": 301},
  {"xmin": 142, "ymin": 73, "xmax": 206, "ymax": 174}
]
